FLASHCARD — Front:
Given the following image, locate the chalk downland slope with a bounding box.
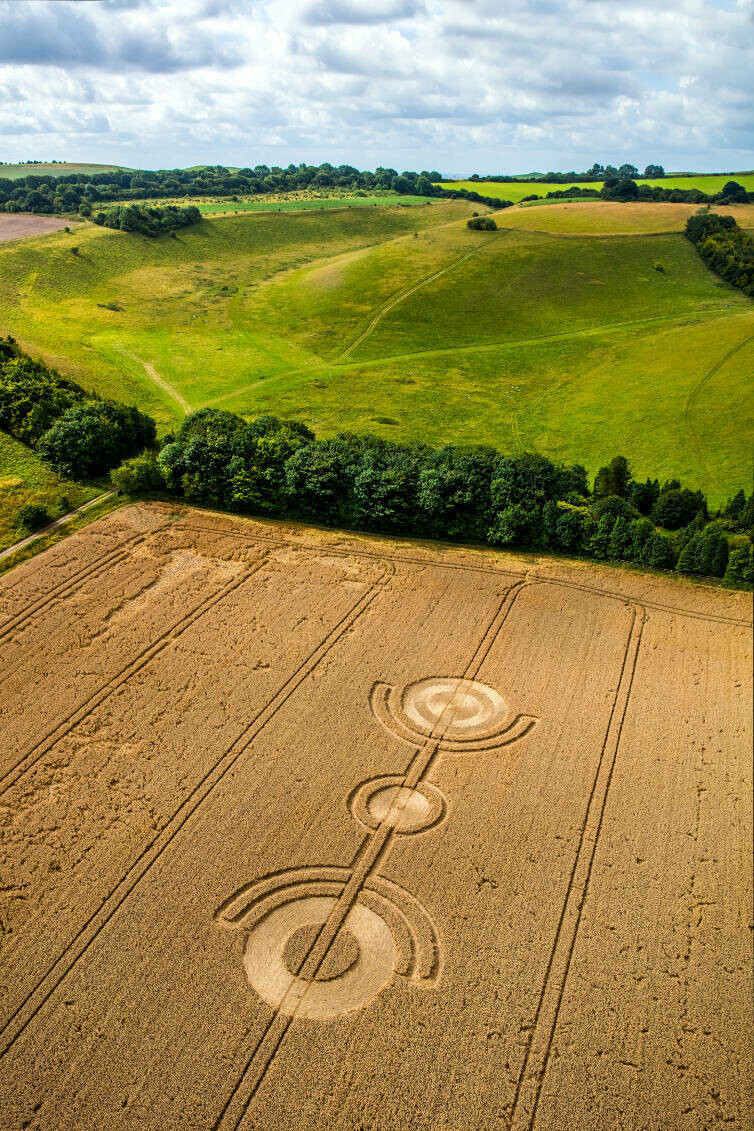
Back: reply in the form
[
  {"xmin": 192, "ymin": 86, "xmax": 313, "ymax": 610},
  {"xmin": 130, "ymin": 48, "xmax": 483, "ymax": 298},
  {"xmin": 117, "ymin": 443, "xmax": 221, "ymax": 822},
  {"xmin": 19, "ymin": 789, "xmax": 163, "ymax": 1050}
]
[
  {"xmin": 0, "ymin": 504, "xmax": 750, "ymax": 1130},
  {"xmin": 0, "ymin": 199, "xmax": 751, "ymax": 504}
]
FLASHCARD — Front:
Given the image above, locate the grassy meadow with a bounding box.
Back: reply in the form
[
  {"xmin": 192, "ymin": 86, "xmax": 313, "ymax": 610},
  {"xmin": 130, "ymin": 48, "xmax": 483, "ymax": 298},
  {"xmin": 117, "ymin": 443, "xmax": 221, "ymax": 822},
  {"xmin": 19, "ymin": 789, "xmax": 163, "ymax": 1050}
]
[
  {"xmin": 496, "ymin": 200, "xmax": 754, "ymax": 236},
  {"xmin": 0, "ymin": 196, "xmax": 751, "ymax": 506},
  {"xmin": 441, "ymin": 173, "xmax": 754, "ymax": 203},
  {"xmin": 0, "ymin": 431, "xmax": 99, "ymax": 550}
]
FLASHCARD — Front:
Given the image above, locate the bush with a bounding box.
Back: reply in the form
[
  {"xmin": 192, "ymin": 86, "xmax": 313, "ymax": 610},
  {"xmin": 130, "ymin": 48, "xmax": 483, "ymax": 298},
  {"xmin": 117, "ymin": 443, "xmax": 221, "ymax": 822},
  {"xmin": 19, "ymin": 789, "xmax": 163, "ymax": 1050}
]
[
  {"xmin": 725, "ymin": 543, "xmax": 754, "ymax": 584},
  {"xmin": 111, "ymin": 451, "xmax": 165, "ymax": 495},
  {"xmin": 652, "ymin": 488, "xmax": 706, "ymax": 530},
  {"xmin": 38, "ymin": 401, "xmax": 156, "ymax": 479},
  {"xmin": 16, "ymin": 503, "xmax": 51, "ymax": 533},
  {"xmin": 466, "ymin": 216, "xmax": 497, "ymax": 231}
]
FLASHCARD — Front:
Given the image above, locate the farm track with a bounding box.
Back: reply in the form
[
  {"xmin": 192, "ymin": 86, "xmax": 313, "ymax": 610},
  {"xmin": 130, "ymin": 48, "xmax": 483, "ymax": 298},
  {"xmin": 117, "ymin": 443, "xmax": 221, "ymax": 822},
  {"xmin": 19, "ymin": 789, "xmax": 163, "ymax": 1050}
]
[
  {"xmin": 0, "ymin": 492, "xmax": 115, "ymax": 566},
  {"xmin": 509, "ymin": 606, "xmax": 645, "ymax": 1128},
  {"xmin": 336, "ymin": 236, "xmax": 498, "ymax": 360},
  {"xmin": 683, "ymin": 331, "xmax": 754, "ymax": 490},
  {"xmin": 0, "ymin": 507, "xmax": 750, "ymax": 1129},
  {"xmin": 116, "ymin": 346, "xmax": 191, "ymax": 415}
]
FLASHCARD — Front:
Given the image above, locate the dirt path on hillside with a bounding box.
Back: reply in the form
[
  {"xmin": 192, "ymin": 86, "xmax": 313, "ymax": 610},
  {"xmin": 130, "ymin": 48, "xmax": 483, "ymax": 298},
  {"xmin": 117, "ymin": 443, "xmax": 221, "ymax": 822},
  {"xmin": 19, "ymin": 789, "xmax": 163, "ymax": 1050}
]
[
  {"xmin": 204, "ymin": 305, "xmax": 741, "ymax": 411},
  {"xmin": 683, "ymin": 332, "xmax": 754, "ymax": 490},
  {"xmin": 336, "ymin": 237, "xmax": 497, "ymax": 360},
  {"xmin": 0, "ymin": 493, "xmax": 114, "ymax": 561},
  {"xmin": 118, "ymin": 348, "xmax": 191, "ymax": 414}
]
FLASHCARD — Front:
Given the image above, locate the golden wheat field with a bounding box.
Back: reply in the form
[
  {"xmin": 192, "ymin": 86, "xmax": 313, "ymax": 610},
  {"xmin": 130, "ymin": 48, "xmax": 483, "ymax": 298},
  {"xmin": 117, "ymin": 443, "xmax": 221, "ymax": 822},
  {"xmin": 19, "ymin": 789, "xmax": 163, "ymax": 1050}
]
[{"xmin": 0, "ymin": 504, "xmax": 751, "ymax": 1130}]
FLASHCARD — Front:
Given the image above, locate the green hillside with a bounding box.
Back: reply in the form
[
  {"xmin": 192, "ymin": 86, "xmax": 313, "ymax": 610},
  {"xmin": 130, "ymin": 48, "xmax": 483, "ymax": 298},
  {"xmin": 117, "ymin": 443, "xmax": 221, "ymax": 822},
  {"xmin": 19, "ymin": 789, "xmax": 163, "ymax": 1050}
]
[
  {"xmin": 0, "ymin": 198, "xmax": 750, "ymax": 505},
  {"xmin": 0, "ymin": 162, "xmax": 127, "ymax": 180}
]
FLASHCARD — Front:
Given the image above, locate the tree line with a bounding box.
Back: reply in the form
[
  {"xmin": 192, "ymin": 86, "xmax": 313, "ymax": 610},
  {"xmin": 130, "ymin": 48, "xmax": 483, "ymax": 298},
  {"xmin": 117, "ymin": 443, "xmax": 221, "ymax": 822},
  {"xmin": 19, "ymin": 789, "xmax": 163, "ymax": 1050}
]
[
  {"xmin": 0, "ymin": 164, "xmax": 450, "ymax": 216},
  {"xmin": 685, "ymin": 213, "xmax": 754, "ymax": 297},
  {"xmin": 111, "ymin": 409, "xmax": 754, "ymax": 586},
  {"xmin": 2, "ymin": 337, "xmax": 749, "ymax": 585},
  {"xmin": 0, "ymin": 336, "xmax": 155, "ymax": 477},
  {"xmin": 520, "ymin": 178, "xmax": 752, "ymax": 207},
  {"xmin": 468, "ymin": 163, "xmax": 667, "ymax": 184}
]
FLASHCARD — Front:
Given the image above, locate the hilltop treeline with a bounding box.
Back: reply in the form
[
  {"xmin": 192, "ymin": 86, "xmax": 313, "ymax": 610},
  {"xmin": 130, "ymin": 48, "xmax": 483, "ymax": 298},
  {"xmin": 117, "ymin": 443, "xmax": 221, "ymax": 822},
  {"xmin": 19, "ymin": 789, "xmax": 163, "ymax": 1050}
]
[
  {"xmin": 0, "ymin": 336, "xmax": 155, "ymax": 477},
  {"xmin": 685, "ymin": 213, "xmax": 754, "ymax": 297},
  {"xmin": 468, "ymin": 162, "xmax": 664, "ymax": 184},
  {"xmin": 91, "ymin": 203, "xmax": 201, "ymax": 235},
  {"xmin": 0, "ymin": 163, "xmax": 450, "ymax": 216},
  {"xmin": 112, "ymin": 409, "xmax": 753, "ymax": 585},
  {"xmin": 523, "ymin": 178, "xmax": 752, "ymax": 207}
]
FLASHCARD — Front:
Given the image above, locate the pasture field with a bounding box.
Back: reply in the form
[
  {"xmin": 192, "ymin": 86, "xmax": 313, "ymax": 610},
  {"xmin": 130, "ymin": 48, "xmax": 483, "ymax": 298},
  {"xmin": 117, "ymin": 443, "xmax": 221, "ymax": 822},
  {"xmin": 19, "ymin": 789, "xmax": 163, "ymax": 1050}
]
[
  {"xmin": 440, "ymin": 173, "xmax": 754, "ymax": 202},
  {"xmin": 498, "ymin": 200, "xmax": 754, "ymax": 235},
  {"xmin": 0, "ymin": 432, "xmax": 99, "ymax": 550},
  {"xmin": 0, "ymin": 162, "xmax": 126, "ymax": 180},
  {"xmin": 0, "ymin": 503, "xmax": 750, "ymax": 1130},
  {"xmin": 195, "ymin": 194, "xmax": 438, "ymax": 214},
  {"xmin": 0, "ymin": 200, "xmax": 751, "ymax": 504},
  {"xmin": 96, "ymin": 192, "xmax": 440, "ymax": 217}
]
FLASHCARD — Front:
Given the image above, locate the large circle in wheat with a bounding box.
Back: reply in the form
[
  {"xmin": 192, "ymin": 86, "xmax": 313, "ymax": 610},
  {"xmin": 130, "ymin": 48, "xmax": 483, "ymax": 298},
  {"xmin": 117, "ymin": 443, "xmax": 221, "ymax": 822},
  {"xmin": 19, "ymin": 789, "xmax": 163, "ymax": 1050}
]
[
  {"xmin": 244, "ymin": 896, "xmax": 396, "ymax": 1020},
  {"xmin": 403, "ymin": 677, "xmax": 507, "ymax": 740}
]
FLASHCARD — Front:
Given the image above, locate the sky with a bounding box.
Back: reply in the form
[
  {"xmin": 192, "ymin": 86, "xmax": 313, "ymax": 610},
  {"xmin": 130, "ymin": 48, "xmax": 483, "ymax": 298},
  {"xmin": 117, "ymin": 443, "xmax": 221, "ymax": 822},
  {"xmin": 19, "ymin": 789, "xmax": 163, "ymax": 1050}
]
[{"xmin": 0, "ymin": 0, "xmax": 752, "ymax": 176}]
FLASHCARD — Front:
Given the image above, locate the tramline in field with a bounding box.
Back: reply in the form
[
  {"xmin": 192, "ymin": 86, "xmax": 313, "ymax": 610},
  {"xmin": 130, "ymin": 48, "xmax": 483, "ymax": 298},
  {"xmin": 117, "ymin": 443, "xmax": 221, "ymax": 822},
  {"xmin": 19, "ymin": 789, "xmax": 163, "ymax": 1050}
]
[{"xmin": 0, "ymin": 504, "xmax": 750, "ymax": 1129}]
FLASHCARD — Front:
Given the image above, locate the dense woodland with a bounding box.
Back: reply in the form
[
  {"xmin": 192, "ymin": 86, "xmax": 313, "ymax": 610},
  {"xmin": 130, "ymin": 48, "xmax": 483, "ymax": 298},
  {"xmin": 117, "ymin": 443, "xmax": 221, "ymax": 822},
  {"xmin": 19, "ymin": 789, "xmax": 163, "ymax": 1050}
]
[
  {"xmin": 0, "ymin": 163, "xmax": 514, "ymax": 214},
  {"xmin": 110, "ymin": 409, "xmax": 753, "ymax": 585},
  {"xmin": 0, "ymin": 336, "xmax": 155, "ymax": 477},
  {"xmin": 91, "ymin": 203, "xmax": 201, "ymax": 235}
]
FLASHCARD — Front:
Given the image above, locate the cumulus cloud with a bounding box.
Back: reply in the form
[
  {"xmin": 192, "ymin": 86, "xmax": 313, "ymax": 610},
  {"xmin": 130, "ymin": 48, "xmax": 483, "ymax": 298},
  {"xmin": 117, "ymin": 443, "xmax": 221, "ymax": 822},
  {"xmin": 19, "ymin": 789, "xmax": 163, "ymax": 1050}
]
[{"xmin": 0, "ymin": 0, "xmax": 751, "ymax": 173}]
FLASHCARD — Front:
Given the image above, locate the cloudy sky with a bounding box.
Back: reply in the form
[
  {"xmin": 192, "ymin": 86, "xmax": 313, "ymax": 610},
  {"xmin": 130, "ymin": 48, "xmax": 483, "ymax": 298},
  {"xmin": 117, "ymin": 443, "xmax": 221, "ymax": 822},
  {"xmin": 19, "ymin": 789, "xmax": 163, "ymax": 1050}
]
[{"xmin": 1, "ymin": 0, "xmax": 752, "ymax": 175}]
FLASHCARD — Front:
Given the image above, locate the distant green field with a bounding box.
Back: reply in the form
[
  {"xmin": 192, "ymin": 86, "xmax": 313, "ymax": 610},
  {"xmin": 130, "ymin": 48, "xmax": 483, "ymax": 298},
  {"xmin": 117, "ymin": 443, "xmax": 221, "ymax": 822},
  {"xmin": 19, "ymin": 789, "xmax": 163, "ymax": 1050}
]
[
  {"xmin": 0, "ymin": 162, "xmax": 126, "ymax": 181},
  {"xmin": 0, "ymin": 198, "xmax": 750, "ymax": 506},
  {"xmin": 196, "ymin": 195, "xmax": 438, "ymax": 214},
  {"xmin": 0, "ymin": 431, "xmax": 99, "ymax": 550},
  {"xmin": 440, "ymin": 174, "xmax": 754, "ymax": 203}
]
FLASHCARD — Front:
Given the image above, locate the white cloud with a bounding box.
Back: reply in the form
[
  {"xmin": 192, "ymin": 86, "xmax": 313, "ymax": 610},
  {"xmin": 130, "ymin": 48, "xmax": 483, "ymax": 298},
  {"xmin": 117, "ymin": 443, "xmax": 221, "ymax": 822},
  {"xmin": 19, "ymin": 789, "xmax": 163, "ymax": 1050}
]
[{"xmin": 0, "ymin": 0, "xmax": 751, "ymax": 173}]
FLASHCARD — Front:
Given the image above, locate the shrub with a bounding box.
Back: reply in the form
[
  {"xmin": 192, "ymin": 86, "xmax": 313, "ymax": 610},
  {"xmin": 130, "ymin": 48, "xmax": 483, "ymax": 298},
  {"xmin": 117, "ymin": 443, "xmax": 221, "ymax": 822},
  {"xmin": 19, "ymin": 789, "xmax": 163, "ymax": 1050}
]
[
  {"xmin": 38, "ymin": 401, "xmax": 156, "ymax": 479},
  {"xmin": 466, "ymin": 216, "xmax": 497, "ymax": 231},
  {"xmin": 16, "ymin": 503, "xmax": 51, "ymax": 533},
  {"xmin": 652, "ymin": 488, "xmax": 706, "ymax": 530},
  {"xmin": 111, "ymin": 451, "xmax": 165, "ymax": 495}
]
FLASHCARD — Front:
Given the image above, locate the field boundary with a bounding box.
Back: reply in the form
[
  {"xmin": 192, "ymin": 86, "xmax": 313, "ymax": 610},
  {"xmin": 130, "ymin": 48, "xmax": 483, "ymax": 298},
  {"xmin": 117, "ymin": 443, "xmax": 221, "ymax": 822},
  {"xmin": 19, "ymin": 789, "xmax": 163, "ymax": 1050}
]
[
  {"xmin": 0, "ymin": 561, "xmax": 394, "ymax": 1060},
  {"xmin": 509, "ymin": 605, "xmax": 645, "ymax": 1128},
  {"xmin": 175, "ymin": 518, "xmax": 751, "ymax": 626}
]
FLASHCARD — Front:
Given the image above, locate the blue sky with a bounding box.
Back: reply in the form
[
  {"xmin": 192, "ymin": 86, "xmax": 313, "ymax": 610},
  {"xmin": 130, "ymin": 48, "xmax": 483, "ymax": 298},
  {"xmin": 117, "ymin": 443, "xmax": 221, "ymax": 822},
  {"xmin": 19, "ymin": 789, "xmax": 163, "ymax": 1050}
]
[{"xmin": 0, "ymin": 0, "xmax": 752, "ymax": 175}]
